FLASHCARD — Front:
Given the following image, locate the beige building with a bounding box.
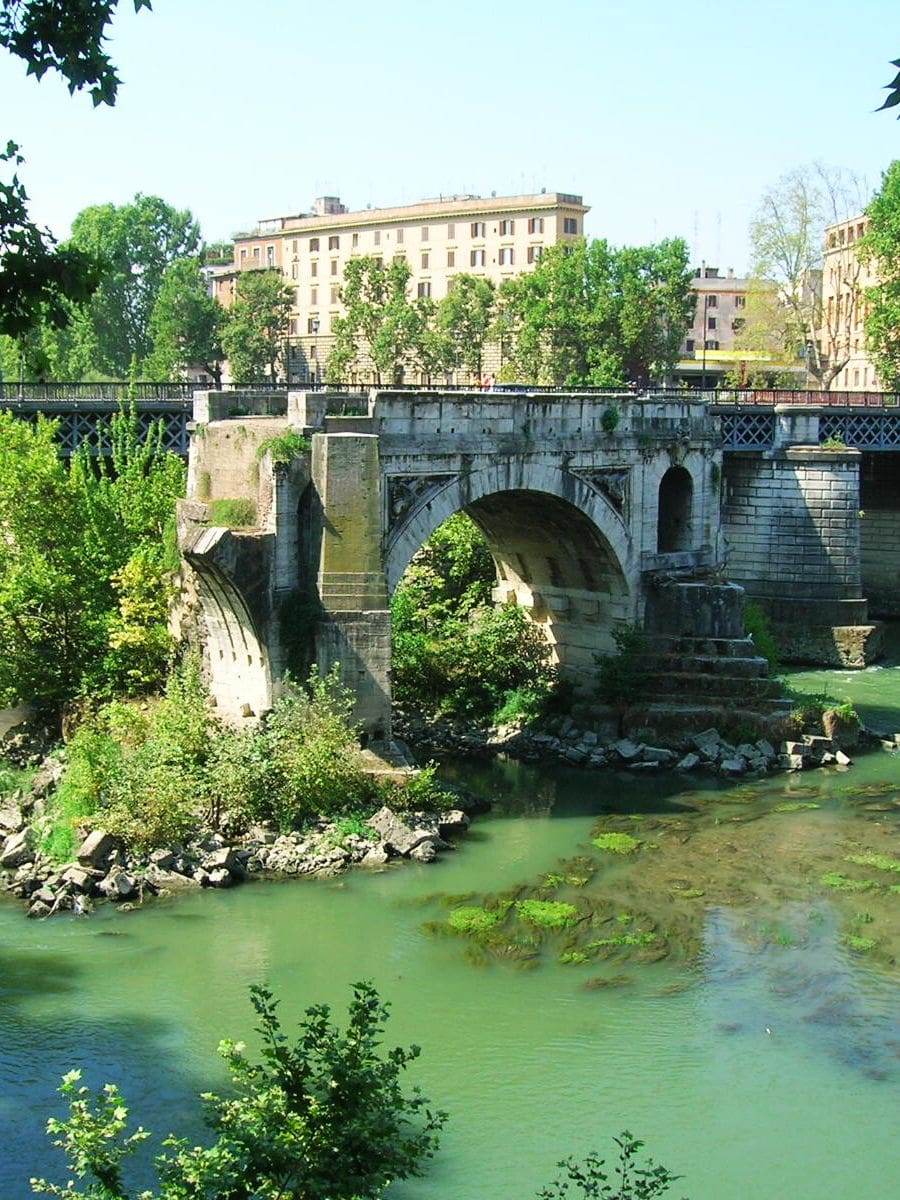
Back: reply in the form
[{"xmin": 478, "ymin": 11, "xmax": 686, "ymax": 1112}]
[
  {"xmin": 819, "ymin": 213, "xmax": 879, "ymax": 391},
  {"xmin": 674, "ymin": 266, "xmax": 761, "ymax": 387},
  {"xmin": 214, "ymin": 191, "xmax": 589, "ymax": 383}
]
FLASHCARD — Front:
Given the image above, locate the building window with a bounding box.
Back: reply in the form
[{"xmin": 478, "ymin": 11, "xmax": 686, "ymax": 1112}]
[
  {"xmin": 292, "ymin": 240, "xmax": 298, "ymax": 253},
  {"xmin": 471, "ymin": 221, "xmax": 486, "ymax": 238},
  {"xmin": 499, "ymin": 247, "xmax": 514, "ymax": 266},
  {"xmin": 311, "ymin": 261, "xmax": 318, "ymax": 278},
  {"xmin": 331, "ymin": 285, "xmax": 340, "ymax": 303},
  {"xmin": 563, "ymin": 217, "xmax": 578, "ymax": 234},
  {"xmin": 470, "ymin": 249, "xmax": 486, "ymax": 267},
  {"xmin": 289, "ymin": 319, "xmax": 297, "ymax": 335},
  {"xmin": 374, "ymin": 257, "xmax": 383, "ymax": 270},
  {"xmin": 447, "ymin": 223, "xmax": 455, "ymax": 239},
  {"xmin": 352, "ymin": 232, "xmax": 359, "ymax": 248},
  {"xmin": 266, "ymin": 245, "xmax": 275, "ymax": 266},
  {"xmin": 707, "ymin": 316, "xmax": 717, "ymax": 330},
  {"xmin": 528, "ymin": 217, "xmax": 544, "ymax": 234},
  {"xmin": 307, "ymin": 316, "xmax": 319, "ymax": 334},
  {"xmin": 396, "ymin": 228, "xmax": 404, "ymax": 244},
  {"xmin": 328, "ymin": 235, "xmax": 339, "ymax": 250},
  {"xmin": 705, "ymin": 339, "xmax": 718, "ymax": 350},
  {"xmin": 527, "ymin": 245, "xmax": 543, "ymax": 263},
  {"xmin": 421, "ymin": 226, "xmax": 429, "ymax": 242},
  {"xmin": 447, "ymin": 250, "xmax": 455, "ymax": 267},
  {"xmin": 253, "ymin": 247, "xmax": 260, "ymax": 261},
  {"xmin": 706, "ymin": 294, "xmax": 717, "ymax": 308},
  {"xmin": 291, "ymin": 262, "xmax": 298, "ymax": 279},
  {"xmin": 734, "ymin": 295, "xmax": 746, "ymax": 309},
  {"xmin": 309, "ymin": 237, "xmax": 320, "ymax": 252},
  {"xmin": 330, "ymin": 259, "xmax": 338, "ymax": 276},
  {"xmin": 417, "ymin": 281, "xmax": 432, "ymax": 298},
  {"xmin": 311, "ymin": 287, "xmax": 317, "ymax": 304},
  {"xmin": 421, "ymin": 252, "xmax": 429, "ymax": 269},
  {"xmin": 374, "ymin": 230, "xmax": 381, "ymax": 246},
  {"xmin": 732, "ymin": 318, "xmax": 745, "ymax": 333},
  {"xmin": 686, "ymin": 339, "xmax": 695, "ymax": 352},
  {"xmin": 499, "ymin": 218, "xmax": 515, "ymax": 235},
  {"xmin": 239, "ymin": 248, "xmax": 247, "ymax": 261}
]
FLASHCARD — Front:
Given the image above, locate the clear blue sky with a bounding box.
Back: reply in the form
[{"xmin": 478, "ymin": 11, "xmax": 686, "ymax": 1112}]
[{"xmin": 3, "ymin": 0, "xmax": 897, "ymax": 272}]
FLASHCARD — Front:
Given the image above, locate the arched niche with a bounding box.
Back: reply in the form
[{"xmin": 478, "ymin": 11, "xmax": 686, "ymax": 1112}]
[{"xmin": 657, "ymin": 466, "xmax": 694, "ymax": 552}]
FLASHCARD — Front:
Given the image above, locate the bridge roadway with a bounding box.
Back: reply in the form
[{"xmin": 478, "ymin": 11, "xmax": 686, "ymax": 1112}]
[{"xmin": 5, "ymin": 383, "xmax": 900, "ymax": 455}]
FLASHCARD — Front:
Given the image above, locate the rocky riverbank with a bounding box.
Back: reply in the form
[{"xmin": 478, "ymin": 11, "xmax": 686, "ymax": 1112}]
[{"xmin": 394, "ymin": 705, "xmax": 883, "ymax": 778}]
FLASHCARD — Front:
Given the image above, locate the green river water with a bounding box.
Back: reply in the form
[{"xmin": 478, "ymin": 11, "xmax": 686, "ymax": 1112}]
[{"xmin": 5, "ymin": 648, "xmax": 900, "ymax": 1199}]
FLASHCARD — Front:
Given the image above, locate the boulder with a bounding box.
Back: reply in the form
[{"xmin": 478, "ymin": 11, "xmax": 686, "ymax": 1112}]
[
  {"xmin": 207, "ymin": 867, "xmax": 234, "ymax": 888},
  {"xmin": 675, "ymin": 752, "xmax": 701, "ymax": 771},
  {"xmin": 0, "ymin": 805, "xmax": 23, "ymax": 835},
  {"xmin": 27, "ymin": 900, "xmax": 52, "ymax": 919},
  {"xmin": 76, "ymin": 830, "xmax": 119, "ymax": 870},
  {"xmin": 60, "ymin": 865, "xmax": 97, "ymax": 893},
  {"xmin": 360, "ymin": 844, "xmax": 389, "ymax": 867},
  {"xmin": 99, "ymin": 869, "xmax": 137, "ymax": 900},
  {"xmin": 438, "ymin": 809, "xmax": 470, "ymax": 837},
  {"xmin": 613, "ymin": 739, "xmax": 642, "ymax": 761},
  {"xmin": 367, "ymin": 806, "xmax": 434, "ymax": 857},
  {"xmin": 755, "ymin": 738, "xmax": 776, "ymax": 759},
  {"xmin": 835, "ymin": 749, "xmax": 853, "ymax": 766},
  {"xmin": 30, "ymin": 756, "xmax": 65, "ymax": 800},
  {"xmin": 719, "ymin": 757, "xmax": 747, "ymax": 776},
  {"xmin": 408, "ymin": 839, "xmax": 438, "ymax": 863},
  {"xmin": 205, "ymin": 846, "xmax": 247, "ymax": 877},
  {"xmin": 0, "ymin": 828, "xmax": 35, "ymax": 869},
  {"xmin": 822, "ymin": 709, "xmax": 860, "ymax": 749},
  {"xmin": 641, "ymin": 746, "xmax": 676, "ymax": 765}
]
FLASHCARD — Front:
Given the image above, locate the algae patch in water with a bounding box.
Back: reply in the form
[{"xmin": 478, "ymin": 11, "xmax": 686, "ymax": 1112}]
[
  {"xmin": 592, "ymin": 832, "xmax": 640, "ymax": 855},
  {"xmin": 515, "ymin": 899, "xmax": 579, "ymax": 928},
  {"xmin": 773, "ymin": 802, "xmax": 821, "ymax": 813},
  {"xmin": 844, "ymin": 934, "xmax": 877, "ymax": 952},
  {"xmin": 447, "ymin": 906, "xmax": 502, "ymax": 934},
  {"xmin": 845, "ymin": 852, "xmax": 900, "ymax": 874},
  {"xmin": 820, "ymin": 872, "xmax": 879, "ymax": 892}
]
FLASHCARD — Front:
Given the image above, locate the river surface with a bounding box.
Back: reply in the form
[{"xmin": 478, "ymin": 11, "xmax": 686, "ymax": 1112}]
[{"xmin": 4, "ymin": 649, "xmax": 900, "ymax": 1199}]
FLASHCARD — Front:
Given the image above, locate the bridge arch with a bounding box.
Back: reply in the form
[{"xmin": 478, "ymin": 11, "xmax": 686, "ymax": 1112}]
[{"xmin": 385, "ymin": 464, "xmax": 635, "ymax": 684}]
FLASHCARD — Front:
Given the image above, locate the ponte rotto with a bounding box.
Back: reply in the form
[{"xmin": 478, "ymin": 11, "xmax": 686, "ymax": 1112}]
[{"xmin": 175, "ymin": 388, "xmax": 881, "ymax": 739}]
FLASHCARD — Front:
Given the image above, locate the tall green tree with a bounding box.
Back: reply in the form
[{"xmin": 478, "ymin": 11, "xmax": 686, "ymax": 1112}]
[
  {"xmin": 63, "ymin": 194, "xmax": 201, "ymax": 376},
  {"xmin": 860, "ymin": 160, "xmax": 900, "ymax": 389},
  {"xmin": 438, "ymin": 273, "xmax": 496, "ymax": 380},
  {"xmin": 498, "ymin": 238, "xmax": 693, "ymax": 387},
  {"xmin": 0, "ymin": 1, "xmax": 151, "ymax": 339},
  {"xmin": 221, "ymin": 268, "xmax": 293, "ymax": 383},
  {"xmin": 146, "ymin": 257, "xmax": 224, "ymax": 384},
  {"xmin": 327, "ymin": 256, "xmax": 420, "ymax": 385},
  {"xmin": 0, "ymin": 406, "xmax": 184, "ymax": 711}
]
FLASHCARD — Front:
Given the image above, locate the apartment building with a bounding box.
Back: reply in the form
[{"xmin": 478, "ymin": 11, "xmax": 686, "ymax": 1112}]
[
  {"xmin": 819, "ymin": 214, "xmax": 880, "ymax": 391},
  {"xmin": 213, "ymin": 191, "xmax": 589, "ymax": 383},
  {"xmin": 674, "ymin": 266, "xmax": 755, "ymax": 387}
]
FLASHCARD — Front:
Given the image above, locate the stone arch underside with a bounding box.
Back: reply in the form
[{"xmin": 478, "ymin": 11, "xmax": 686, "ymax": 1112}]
[
  {"xmin": 185, "ymin": 554, "xmax": 272, "ymax": 723},
  {"xmin": 385, "ymin": 465, "xmax": 634, "ymax": 684}
]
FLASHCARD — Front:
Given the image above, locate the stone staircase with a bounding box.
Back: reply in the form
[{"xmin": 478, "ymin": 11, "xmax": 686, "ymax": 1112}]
[{"xmin": 641, "ymin": 633, "xmax": 791, "ymax": 715}]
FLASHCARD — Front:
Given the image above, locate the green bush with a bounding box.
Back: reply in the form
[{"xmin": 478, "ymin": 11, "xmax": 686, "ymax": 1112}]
[
  {"xmin": 208, "ymin": 497, "xmax": 257, "ymax": 528},
  {"xmin": 743, "ymin": 601, "xmax": 780, "ymax": 674},
  {"xmin": 595, "ymin": 623, "xmax": 647, "ymax": 707},
  {"xmin": 256, "ymin": 430, "xmax": 310, "ymax": 463},
  {"xmin": 31, "ymin": 983, "xmax": 447, "ymax": 1200}
]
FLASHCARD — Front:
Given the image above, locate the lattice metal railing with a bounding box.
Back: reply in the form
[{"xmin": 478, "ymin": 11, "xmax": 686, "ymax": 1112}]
[
  {"xmin": 8, "ymin": 406, "xmax": 189, "ymax": 456},
  {"xmin": 718, "ymin": 411, "xmax": 776, "ymax": 449},
  {"xmin": 820, "ymin": 411, "xmax": 900, "ymax": 449}
]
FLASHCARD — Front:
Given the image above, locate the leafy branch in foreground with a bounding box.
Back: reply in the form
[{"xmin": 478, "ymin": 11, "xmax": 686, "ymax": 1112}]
[
  {"xmin": 536, "ymin": 1130, "xmax": 686, "ymax": 1199},
  {"xmin": 31, "ymin": 982, "xmax": 447, "ymax": 1200}
]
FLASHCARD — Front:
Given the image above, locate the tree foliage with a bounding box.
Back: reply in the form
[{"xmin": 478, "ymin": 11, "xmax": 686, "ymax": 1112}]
[
  {"xmin": 327, "ymin": 256, "xmax": 422, "ymax": 385},
  {"xmin": 221, "ymin": 269, "xmax": 293, "ymax": 383},
  {"xmin": 392, "ymin": 513, "xmax": 555, "ymax": 720},
  {"xmin": 436, "ymin": 273, "xmax": 496, "ymax": 379},
  {"xmin": 536, "ymin": 1130, "xmax": 684, "ymax": 1199},
  {"xmin": 62, "ymin": 195, "xmax": 202, "ymax": 375},
  {"xmin": 0, "ymin": 405, "xmax": 184, "ymax": 711},
  {"xmin": 496, "ymin": 238, "xmax": 694, "ymax": 386},
  {"xmin": 31, "ymin": 982, "xmax": 447, "ymax": 1200},
  {"xmin": 877, "ymin": 58, "xmax": 900, "ymax": 117},
  {"xmin": 860, "ymin": 159, "xmax": 900, "ymax": 389},
  {"xmin": 146, "ymin": 257, "xmax": 224, "ymax": 383},
  {"xmin": 742, "ymin": 164, "xmax": 866, "ymax": 388},
  {"xmin": 0, "ymin": 0, "xmax": 152, "ymax": 338}
]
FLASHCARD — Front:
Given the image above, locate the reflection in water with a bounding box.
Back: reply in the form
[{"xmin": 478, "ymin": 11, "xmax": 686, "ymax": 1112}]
[{"xmin": 4, "ymin": 711, "xmax": 900, "ymax": 1195}]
